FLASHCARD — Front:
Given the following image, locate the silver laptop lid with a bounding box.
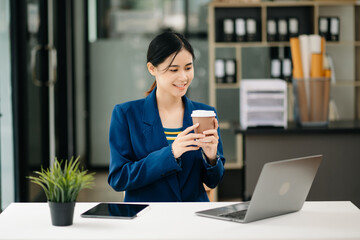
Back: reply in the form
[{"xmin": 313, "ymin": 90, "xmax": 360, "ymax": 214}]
[{"xmin": 244, "ymin": 155, "xmax": 322, "ymax": 222}]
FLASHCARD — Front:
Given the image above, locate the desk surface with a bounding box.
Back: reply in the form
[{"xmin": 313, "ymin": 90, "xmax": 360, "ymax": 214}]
[{"xmin": 0, "ymin": 201, "xmax": 359, "ymax": 240}]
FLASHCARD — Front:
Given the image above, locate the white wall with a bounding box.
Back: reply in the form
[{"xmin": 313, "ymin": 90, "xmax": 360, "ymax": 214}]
[
  {"xmin": 0, "ymin": 0, "xmax": 15, "ymax": 210},
  {"xmin": 74, "ymin": 0, "xmax": 87, "ymax": 163},
  {"xmin": 89, "ymin": 37, "xmax": 152, "ymax": 167}
]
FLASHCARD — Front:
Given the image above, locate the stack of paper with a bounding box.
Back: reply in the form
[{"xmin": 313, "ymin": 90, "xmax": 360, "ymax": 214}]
[{"xmin": 290, "ymin": 34, "xmax": 331, "ymax": 79}]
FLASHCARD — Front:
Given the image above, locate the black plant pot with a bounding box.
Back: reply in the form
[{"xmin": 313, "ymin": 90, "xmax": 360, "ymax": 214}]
[{"xmin": 48, "ymin": 201, "xmax": 75, "ymax": 226}]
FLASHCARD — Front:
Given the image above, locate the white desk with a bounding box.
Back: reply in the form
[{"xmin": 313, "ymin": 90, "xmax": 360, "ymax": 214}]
[{"xmin": 0, "ymin": 202, "xmax": 359, "ymax": 240}]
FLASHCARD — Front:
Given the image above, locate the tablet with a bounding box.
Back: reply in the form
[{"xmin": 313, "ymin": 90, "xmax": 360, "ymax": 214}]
[{"xmin": 81, "ymin": 203, "xmax": 149, "ymax": 219}]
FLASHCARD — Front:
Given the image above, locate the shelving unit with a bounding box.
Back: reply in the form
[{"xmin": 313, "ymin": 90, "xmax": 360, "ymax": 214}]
[{"xmin": 208, "ymin": 0, "xmax": 360, "ymax": 199}]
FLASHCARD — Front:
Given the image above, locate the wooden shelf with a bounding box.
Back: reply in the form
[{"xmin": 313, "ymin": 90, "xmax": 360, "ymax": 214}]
[
  {"xmin": 215, "ymin": 41, "xmax": 360, "ymax": 47},
  {"xmin": 332, "ymin": 81, "xmax": 360, "ymax": 87},
  {"xmin": 224, "ymin": 162, "xmax": 243, "ymax": 169},
  {"xmin": 215, "ymin": 83, "xmax": 240, "ymax": 89},
  {"xmin": 216, "ymin": 80, "xmax": 360, "ymax": 88},
  {"xmin": 208, "ymin": 0, "xmax": 360, "ymax": 189},
  {"xmin": 210, "ymin": 0, "xmax": 356, "ymax": 8}
]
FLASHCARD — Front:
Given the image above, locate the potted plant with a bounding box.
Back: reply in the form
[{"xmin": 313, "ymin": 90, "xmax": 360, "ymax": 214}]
[{"xmin": 28, "ymin": 156, "xmax": 95, "ymax": 226}]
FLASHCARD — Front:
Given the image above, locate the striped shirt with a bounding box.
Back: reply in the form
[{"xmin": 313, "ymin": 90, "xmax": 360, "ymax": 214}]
[{"xmin": 164, "ymin": 127, "xmax": 183, "ymax": 145}]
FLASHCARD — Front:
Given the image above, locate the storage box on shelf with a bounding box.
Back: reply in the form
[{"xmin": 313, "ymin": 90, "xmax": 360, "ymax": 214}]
[{"xmin": 240, "ymin": 79, "xmax": 287, "ymax": 129}]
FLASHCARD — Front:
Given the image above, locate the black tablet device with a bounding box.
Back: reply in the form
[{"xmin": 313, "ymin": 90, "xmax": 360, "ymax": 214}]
[{"xmin": 81, "ymin": 203, "xmax": 149, "ymax": 219}]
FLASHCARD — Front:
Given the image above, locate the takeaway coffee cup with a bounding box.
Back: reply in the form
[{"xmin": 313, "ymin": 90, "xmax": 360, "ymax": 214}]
[{"xmin": 191, "ymin": 110, "xmax": 216, "ymax": 138}]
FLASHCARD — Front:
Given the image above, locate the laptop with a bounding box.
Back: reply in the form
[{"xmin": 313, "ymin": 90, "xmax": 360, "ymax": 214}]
[{"xmin": 196, "ymin": 155, "xmax": 322, "ymax": 223}]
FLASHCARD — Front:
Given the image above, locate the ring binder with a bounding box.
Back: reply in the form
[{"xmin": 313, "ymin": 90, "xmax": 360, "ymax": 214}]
[
  {"xmin": 318, "ymin": 17, "xmax": 329, "ymax": 39},
  {"xmin": 246, "ymin": 18, "xmax": 257, "ymax": 42},
  {"xmin": 278, "ymin": 19, "xmax": 288, "ymax": 41},
  {"xmin": 223, "ymin": 19, "xmax": 234, "ymax": 42},
  {"xmin": 329, "ymin": 17, "xmax": 340, "ymax": 41},
  {"xmin": 225, "ymin": 59, "xmax": 236, "ymax": 83},
  {"xmin": 235, "ymin": 18, "xmax": 246, "ymax": 42},
  {"xmin": 267, "ymin": 19, "xmax": 277, "ymax": 42},
  {"xmin": 288, "ymin": 18, "xmax": 299, "ymax": 38},
  {"xmin": 215, "ymin": 59, "xmax": 225, "ymax": 83}
]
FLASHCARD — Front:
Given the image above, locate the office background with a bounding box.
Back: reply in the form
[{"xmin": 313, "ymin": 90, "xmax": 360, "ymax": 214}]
[{"xmin": 1, "ymin": 0, "xmax": 359, "ymax": 211}]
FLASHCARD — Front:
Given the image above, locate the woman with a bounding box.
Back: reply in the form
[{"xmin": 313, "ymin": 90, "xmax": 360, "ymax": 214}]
[{"xmin": 108, "ymin": 31, "xmax": 225, "ymax": 202}]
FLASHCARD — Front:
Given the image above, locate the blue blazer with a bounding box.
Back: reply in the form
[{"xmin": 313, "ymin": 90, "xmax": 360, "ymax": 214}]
[{"xmin": 108, "ymin": 88, "xmax": 225, "ymax": 202}]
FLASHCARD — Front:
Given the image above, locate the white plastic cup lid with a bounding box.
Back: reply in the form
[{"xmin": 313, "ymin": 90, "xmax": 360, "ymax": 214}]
[{"xmin": 191, "ymin": 110, "xmax": 216, "ymax": 117}]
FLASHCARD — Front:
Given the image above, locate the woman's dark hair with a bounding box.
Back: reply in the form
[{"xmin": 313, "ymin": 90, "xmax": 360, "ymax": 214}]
[{"xmin": 146, "ymin": 31, "xmax": 195, "ymax": 96}]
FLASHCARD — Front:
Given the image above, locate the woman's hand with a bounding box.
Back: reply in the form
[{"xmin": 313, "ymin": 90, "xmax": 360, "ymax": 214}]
[
  {"xmin": 197, "ymin": 118, "xmax": 219, "ymax": 162},
  {"xmin": 171, "ymin": 123, "xmax": 205, "ymax": 159}
]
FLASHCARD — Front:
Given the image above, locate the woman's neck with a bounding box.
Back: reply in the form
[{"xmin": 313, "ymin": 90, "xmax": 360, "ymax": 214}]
[
  {"xmin": 156, "ymin": 90, "xmax": 184, "ymax": 112},
  {"xmin": 156, "ymin": 90, "xmax": 184, "ymax": 128}
]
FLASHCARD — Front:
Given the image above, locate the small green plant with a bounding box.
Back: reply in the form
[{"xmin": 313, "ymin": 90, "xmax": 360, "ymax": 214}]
[{"xmin": 28, "ymin": 156, "xmax": 95, "ymax": 203}]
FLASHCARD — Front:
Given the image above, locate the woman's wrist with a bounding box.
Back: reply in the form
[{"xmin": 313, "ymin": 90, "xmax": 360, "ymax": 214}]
[
  {"xmin": 205, "ymin": 151, "xmax": 217, "ymax": 162},
  {"xmin": 207, "ymin": 157, "xmax": 217, "ymax": 166},
  {"xmin": 202, "ymin": 150, "xmax": 218, "ymax": 166},
  {"xmin": 171, "ymin": 145, "xmax": 180, "ymax": 160}
]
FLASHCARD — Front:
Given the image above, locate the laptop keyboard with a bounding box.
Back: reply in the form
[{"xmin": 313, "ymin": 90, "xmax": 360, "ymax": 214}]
[{"xmin": 219, "ymin": 209, "xmax": 247, "ymax": 220}]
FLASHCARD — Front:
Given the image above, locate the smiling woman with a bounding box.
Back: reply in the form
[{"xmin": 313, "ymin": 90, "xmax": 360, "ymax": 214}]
[
  {"xmin": 148, "ymin": 49, "xmax": 194, "ymax": 99},
  {"xmin": 145, "ymin": 32, "xmax": 195, "ymax": 96},
  {"xmin": 107, "ymin": 31, "xmax": 226, "ymax": 202}
]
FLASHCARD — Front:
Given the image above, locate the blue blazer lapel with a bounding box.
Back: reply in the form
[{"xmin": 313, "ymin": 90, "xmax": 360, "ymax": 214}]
[
  {"xmin": 183, "ymin": 95, "xmax": 195, "ymax": 129},
  {"xmin": 142, "ymin": 88, "xmax": 182, "ymax": 201},
  {"xmin": 142, "ymin": 89, "xmax": 168, "ymax": 151}
]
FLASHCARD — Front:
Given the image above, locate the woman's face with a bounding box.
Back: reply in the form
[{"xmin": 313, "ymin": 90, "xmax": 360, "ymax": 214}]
[{"xmin": 149, "ymin": 49, "xmax": 194, "ymax": 99}]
